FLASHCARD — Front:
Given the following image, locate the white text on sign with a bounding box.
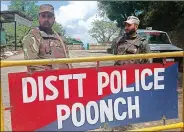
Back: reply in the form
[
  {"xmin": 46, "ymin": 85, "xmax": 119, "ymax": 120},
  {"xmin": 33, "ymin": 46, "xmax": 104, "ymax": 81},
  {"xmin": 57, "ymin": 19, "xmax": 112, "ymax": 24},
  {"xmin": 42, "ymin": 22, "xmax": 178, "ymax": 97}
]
[{"xmin": 21, "ymin": 68, "xmax": 165, "ymax": 129}]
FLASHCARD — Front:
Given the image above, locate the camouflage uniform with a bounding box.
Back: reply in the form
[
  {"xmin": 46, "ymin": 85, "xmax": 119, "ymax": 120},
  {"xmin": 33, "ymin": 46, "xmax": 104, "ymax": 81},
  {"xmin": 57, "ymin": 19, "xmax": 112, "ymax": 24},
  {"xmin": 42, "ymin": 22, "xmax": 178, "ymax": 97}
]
[
  {"xmin": 22, "ymin": 27, "xmax": 72, "ymax": 73},
  {"xmin": 114, "ymin": 33, "xmax": 151, "ymax": 65},
  {"xmin": 114, "ymin": 16, "xmax": 151, "ymax": 65},
  {"xmin": 22, "ymin": 4, "xmax": 72, "ymax": 73}
]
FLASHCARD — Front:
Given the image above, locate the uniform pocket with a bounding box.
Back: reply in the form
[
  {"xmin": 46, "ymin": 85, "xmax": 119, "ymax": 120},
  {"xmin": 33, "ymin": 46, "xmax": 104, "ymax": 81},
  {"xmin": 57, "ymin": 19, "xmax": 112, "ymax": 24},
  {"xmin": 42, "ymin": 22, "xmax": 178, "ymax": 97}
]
[
  {"xmin": 50, "ymin": 42, "xmax": 66, "ymax": 58},
  {"xmin": 126, "ymin": 45, "xmax": 138, "ymax": 54}
]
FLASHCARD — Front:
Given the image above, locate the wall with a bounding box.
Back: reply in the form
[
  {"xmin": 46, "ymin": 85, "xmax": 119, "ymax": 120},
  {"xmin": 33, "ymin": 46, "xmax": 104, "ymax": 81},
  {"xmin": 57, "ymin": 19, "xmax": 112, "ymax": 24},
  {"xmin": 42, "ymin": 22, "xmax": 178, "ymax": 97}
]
[
  {"xmin": 89, "ymin": 45, "xmax": 111, "ymax": 50},
  {"xmin": 67, "ymin": 44, "xmax": 111, "ymax": 50},
  {"xmin": 67, "ymin": 45, "xmax": 82, "ymax": 50}
]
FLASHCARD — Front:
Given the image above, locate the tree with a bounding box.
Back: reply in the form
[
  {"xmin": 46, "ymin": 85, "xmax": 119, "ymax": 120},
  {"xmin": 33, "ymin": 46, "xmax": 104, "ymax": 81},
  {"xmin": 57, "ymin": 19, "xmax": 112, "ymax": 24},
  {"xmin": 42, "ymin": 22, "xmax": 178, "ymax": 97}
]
[
  {"xmin": 141, "ymin": 1, "xmax": 184, "ymax": 31},
  {"xmin": 8, "ymin": 0, "xmax": 39, "ymax": 20},
  {"xmin": 97, "ymin": 1, "xmax": 184, "ymax": 31},
  {"xmin": 98, "ymin": 1, "xmax": 150, "ymax": 28},
  {"xmin": 3, "ymin": 0, "xmax": 66, "ymax": 48},
  {"xmin": 3, "ymin": 0, "xmax": 39, "ymax": 47},
  {"xmin": 97, "ymin": 1, "xmax": 184, "ymax": 49},
  {"xmin": 88, "ymin": 20, "xmax": 120, "ymax": 43},
  {"xmin": 8, "ymin": 0, "xmax": 66, "ymax": 34}
]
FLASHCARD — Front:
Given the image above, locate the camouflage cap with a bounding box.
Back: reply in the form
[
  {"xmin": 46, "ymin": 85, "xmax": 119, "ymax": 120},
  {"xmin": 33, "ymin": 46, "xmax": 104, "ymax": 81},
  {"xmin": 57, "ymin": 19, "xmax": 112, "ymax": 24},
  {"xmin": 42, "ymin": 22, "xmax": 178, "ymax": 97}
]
[
  {"xmin": 124, "ymin": 16, "xmax": 140, "ymax": 25},
  {"xmin": 39, "ymin": 4, "xmax": 54, "ymax": 15}
]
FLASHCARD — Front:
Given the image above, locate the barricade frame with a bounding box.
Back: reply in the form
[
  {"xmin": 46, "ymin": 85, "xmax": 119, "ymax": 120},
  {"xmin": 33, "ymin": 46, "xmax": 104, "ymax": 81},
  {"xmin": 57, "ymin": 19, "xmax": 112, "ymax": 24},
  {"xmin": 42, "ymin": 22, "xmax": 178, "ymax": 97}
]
[{"xmin": 0, "ymin": 51, "xmax": 184, "ymax": 131}]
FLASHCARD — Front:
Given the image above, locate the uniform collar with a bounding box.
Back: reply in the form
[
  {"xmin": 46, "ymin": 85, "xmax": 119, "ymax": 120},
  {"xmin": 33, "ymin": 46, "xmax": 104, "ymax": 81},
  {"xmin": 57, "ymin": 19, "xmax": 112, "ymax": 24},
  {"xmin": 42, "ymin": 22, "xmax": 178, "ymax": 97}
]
[
  {"xmin": 38, "ymin": 26, "xmax": 54, "ymax": 35},
  {"xmin": 125, "ymin": 32, "xmax": 138, "ymax": 39},
  {"xmin": 38, "ymin": 26, "xmax": 56, "ymax": 38}
]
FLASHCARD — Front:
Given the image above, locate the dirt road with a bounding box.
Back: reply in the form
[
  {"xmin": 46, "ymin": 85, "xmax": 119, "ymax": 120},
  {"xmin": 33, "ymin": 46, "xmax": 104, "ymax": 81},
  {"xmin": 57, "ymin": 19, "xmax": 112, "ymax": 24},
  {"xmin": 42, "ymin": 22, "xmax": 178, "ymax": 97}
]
[{"xmin": 1, "ymin": 50, "xmax": 182, "ymax": 131}]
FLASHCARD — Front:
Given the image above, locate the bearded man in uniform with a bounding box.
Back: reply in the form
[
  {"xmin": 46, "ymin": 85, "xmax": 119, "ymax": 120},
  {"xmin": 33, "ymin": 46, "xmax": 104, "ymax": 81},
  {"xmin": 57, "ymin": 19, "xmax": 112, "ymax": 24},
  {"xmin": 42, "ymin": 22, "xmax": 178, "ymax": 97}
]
[
  {"xmin": 22, "ymin": 4, "xmax": 72, "ymax": 73},
  {"xmin": 114, "ymin": 16, "xmax": 151, "ymax": 65}
]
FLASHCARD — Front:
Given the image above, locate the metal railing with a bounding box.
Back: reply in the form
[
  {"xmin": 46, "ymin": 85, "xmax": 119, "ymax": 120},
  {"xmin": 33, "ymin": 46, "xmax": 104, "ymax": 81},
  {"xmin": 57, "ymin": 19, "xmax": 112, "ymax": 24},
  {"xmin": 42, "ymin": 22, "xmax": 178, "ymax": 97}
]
[{"xmin": 0, "ymin": 51, "xmax": 184, "ymax": 131}]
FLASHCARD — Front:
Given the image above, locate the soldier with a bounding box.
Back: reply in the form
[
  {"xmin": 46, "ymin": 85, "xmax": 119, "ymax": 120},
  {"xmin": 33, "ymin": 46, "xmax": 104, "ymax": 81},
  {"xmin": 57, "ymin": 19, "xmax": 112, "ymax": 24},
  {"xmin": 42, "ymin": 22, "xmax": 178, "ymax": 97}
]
[
  {"xmin": 114, "ymin": 16, "xmax": 151, "ymax": 65},
  {"xmin": 22, "ymin": 4, "xmax": 72, "ymax": 73}
]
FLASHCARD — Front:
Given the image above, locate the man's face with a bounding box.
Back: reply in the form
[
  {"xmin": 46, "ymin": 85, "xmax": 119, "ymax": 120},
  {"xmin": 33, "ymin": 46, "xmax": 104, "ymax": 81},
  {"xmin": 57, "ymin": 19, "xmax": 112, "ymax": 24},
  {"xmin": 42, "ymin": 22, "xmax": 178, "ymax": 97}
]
[
  {"xmin": 124, "ymin": 23, "xmax": 138, "ymax": 35},
  {"xmin": 39, "ymin": 12, "xmax": 55, "ymax": 28}
]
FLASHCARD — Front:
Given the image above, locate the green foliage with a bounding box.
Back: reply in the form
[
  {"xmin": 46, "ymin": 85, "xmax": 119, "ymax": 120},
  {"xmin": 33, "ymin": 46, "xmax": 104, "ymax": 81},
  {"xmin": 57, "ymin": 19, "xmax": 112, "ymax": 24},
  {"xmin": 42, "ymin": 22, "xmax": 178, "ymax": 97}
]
[
  {"xmin": 8, "ymin": 0, "xmax": 39, "ymax": 20},
  {"xmin": 98, "ymin": 1, "xmax": 184, "ymax": 31},
  {"xmin": 98, "ymin": 1, "xmax": 150, "ymax": 28},
  {"xmin": 65, "ymin": 37, "xmax": 83, "ymax": 45},
  {"xmin": 142, "ymin": 1, "xmax": 184, "ymax": 31},
  {"xmin": 3, "ymin": 0, "xmax": 66, "ymax": 48},
  {"xmin": 3, "ymin": 23, "xmax": 30, "ymax": 46},
  {"xmin": 88, "ymin": 20, "xmax": 120, "ymax": 43}
]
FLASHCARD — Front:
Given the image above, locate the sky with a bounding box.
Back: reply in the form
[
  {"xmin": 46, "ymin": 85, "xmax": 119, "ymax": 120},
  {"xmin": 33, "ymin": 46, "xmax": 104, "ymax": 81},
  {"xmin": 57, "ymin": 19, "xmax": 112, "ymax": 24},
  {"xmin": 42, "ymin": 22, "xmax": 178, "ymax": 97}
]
[{"xmin": 1, "ymin": 1, "xmax": 104, "ymax": 44}]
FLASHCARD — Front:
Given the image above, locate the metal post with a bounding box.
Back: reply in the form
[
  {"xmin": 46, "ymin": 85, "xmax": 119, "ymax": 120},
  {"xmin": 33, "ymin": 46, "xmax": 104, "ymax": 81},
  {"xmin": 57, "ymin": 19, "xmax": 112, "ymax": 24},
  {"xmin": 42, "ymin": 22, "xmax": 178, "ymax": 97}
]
[
  {"xmin": 0, "ymin": 84, "xmax": 4, "ymax": 131},
  {"xmin": 0, "ymin": 22, "xmax": 2, "ymax": 29},
  {"xmin": 182, "ymin": 59, "xmax": 184, "ymax": 131},
  {"xmin": 162, "ymin": 115, "xmax": 166, "ymax": 126},
  {"xmin": 14, "ymin": 21, "xmax": 17, "ymax": 51},
  {"xmin": 96, "ymin": 61, "xmax": 100, "ymax": 71}
]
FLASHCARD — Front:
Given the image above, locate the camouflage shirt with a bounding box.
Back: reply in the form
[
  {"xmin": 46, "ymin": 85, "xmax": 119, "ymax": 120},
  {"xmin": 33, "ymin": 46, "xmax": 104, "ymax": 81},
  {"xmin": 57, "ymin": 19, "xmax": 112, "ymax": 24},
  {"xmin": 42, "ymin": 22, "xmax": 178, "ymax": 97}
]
[
  {"xmin": 114, "ymin": 33, "xmax": 151, "ymax": 65},
  {"xmin": 22, "ymin": 27, "xmax": 72, "ymax": 73}
]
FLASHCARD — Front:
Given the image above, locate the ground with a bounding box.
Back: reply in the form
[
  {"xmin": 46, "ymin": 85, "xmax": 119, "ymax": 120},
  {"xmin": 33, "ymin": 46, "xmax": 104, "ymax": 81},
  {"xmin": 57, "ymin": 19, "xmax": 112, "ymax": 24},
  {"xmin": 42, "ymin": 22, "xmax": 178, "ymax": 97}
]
[{"xmin": 1, "ymin": 50, "xmax": 183, "ymax": 131}]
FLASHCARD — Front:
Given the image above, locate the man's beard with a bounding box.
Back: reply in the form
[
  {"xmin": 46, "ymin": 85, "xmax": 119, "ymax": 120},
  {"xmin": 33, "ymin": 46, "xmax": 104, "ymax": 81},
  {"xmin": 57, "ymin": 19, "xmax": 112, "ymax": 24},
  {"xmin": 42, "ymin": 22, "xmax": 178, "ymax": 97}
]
[
  {"xmin": 126, "ymin": 28, "xmax": 136, "ymax": 37},
  {"xmin": 43, "ymin": 21, "xmax": 53, "ymax": 28},
  {"xmin": 39, "ymin": 21, "xmax": 54, "ymax": 33},
  {"xmin": 40, "ymin": 21, "xmax": 53, "ymax": 29}
]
